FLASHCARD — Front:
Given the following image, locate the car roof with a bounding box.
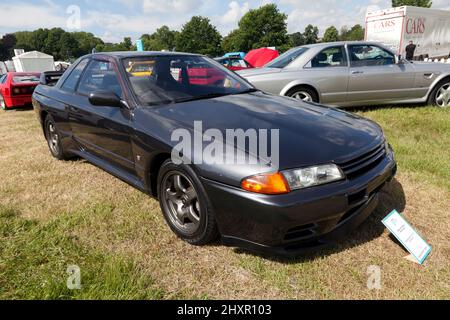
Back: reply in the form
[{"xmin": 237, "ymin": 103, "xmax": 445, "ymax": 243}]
[
  {"xmin": 90, "ymin": 51, "xmax": 201, "ymax": 59},
  {"xmin": 301, "ymin": 41, "xmax": 382, "ymax": 49}
]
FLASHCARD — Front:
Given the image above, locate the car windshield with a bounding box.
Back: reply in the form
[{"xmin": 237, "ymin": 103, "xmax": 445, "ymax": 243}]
[
  {"xmin": 123, "ymin": 55, "xmax": 255, "ymax": 106},
  {"xmin": 13, "ymin": 75, "xmax": 40, "ymax": 83},
  {"xmin": 265, "ymin": 47, "xmax": 308, "ymax": 68}
]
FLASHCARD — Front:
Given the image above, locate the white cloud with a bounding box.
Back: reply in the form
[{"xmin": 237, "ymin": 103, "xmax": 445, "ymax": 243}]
[
  {"xmin": 0, "ymin": 3, "xmax": 67, "ymax": 30},
  {"xmin": 143, "ymin": 0, "xmax": 204, "ymax": 13},
  {"xmin": 221, "ymin": 1, "xmax": 250, "ymax": 24}
]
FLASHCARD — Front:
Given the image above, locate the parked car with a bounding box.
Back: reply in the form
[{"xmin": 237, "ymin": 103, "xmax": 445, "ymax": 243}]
[
  {"xmin": 0, "ymin": 72, "xmax": 40, "ymax": 110},
  {"xmin": 237, "ymin": 41, "xmax": 450, "ymax": 108},
  {"xmin": 32, "ymin": 52, "xmax": 397, "ymax": 256},
  {"xmin": 215, "ymin": 56, "xmax": 254, "ymax": 71}
]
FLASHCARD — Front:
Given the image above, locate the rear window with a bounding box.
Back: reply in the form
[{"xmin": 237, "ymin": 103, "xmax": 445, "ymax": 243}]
[{"xmin": 13, "ymin": 75, "xmax": 40, "ymax": 83}]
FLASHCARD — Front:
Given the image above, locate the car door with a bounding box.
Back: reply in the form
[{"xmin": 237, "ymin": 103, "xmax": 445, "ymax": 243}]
[
  {"xmin": 68, "ymin": 58, "xmax": 135, "ymax": 175},
  {"xmin": 347, "ymin": 44, "xmax": 416, "ymax": 103},
  {"xmin": 302, "ymin": 45, "xmax": 349, "ymax": 104}
]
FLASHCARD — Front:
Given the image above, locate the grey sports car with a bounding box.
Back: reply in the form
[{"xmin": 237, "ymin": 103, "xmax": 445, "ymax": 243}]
[{"xmin": 238, "ymin": 41, "xmax": 450, "ymax": 108}]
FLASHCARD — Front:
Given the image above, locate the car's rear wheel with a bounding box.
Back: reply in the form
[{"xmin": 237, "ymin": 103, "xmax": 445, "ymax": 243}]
[
  {"xmin": 428, "ymin": 79, "xmax": 450, "ymax": 108},
  {"xmin": 0, "ymin": 94, "xmax": 7, "ymax": 110},
  {"xmin": 157, "ymin": 159, "xmax": 219, "ymax": 245},
  {"xmin": 286, "ymin": 86, "xmax": 319, "ymax": 103},
  {"xmin": 44, "ymin": 115, "xmax": 68, "ymax": 160}
]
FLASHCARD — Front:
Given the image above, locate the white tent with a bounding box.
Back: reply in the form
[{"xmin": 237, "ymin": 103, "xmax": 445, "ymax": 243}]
[{"xmin": 12, "ymin": 51, "xmax": 55, "ymax": 73}]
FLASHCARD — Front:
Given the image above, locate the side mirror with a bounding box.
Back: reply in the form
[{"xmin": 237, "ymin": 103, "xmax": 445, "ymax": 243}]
[{"xmin": 89, "ymin": 91, "xmax": 122, "ymax": 107}]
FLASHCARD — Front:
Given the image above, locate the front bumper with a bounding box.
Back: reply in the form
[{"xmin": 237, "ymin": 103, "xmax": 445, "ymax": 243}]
[{"xmin": 201, "ymin": 151, "xmax": 397, "ymax": 256}]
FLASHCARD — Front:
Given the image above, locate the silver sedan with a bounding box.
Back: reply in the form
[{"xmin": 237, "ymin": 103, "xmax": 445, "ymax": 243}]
[{"xmin": 237, "ymin": 41, "xmax": 450, "ymax": 108}]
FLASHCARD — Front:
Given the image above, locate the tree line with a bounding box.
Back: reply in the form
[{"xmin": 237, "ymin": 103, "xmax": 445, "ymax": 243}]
[{"xmin": 0, "ymin": 1, "xmax": 433, "ymax": 61}]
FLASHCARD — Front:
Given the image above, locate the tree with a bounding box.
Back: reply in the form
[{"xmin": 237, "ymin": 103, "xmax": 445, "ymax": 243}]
[
  {"xmin": 72, "ymin": 32, "xmax": 104, "ymax": 56},
  {"xmin": 225, "ymin": 4, "xmax": 290, "ymax": 52},
  {"xmin": 96, "ymin": 37, "xmax": 135, "ymax": 52},
  {"xmin": 392, "ymin": 0, "xmax": 432, "ymax": 7},
  {"xmin": 322, "ymin": 26, "xmax": 339, "ymax": 43},
  {"xmin": 303, "ymin": 24, "xmax": 319, "ymax": 44},
  {"xmin": 289, "ymin": 32, "xmax": 305, "ymax": 47},
  {"xmin": 176, "ymin": 16, "xmax": 222, "ymax": 56},
  {"xmin": 221, "ymin": 29, "xmax": 242, "ymax": 53},
  {"xmin": 346, "ymin": 24, "xmax": 365, "ymax": 41},
  {"xmin": 0, "ymin": 34, "xmax": 17, "ymax": 60},
  {"xmin": 142, "ymin": 26, "xmax": 179, "ymax": 51}
]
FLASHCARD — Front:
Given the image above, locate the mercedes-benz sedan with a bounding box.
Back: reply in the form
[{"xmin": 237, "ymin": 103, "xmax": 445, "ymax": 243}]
[{"xmin": 238, "ymin": 41, "xmax": 450, "ymax": 108}]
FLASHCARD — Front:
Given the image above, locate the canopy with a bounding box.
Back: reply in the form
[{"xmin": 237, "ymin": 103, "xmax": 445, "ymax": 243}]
[{"xmin": 245, "ymin": 48, "xmax": 279, "ymax": 68}]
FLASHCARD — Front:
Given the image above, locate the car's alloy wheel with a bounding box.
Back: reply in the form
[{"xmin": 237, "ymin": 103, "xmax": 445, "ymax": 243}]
[
  {"xmin": 161, "ymin": 172, "xmax": 201, "ymax": 235},
  {"xmin": 286, "ymin": 86, "xmax": 318, "ymax": 103},
  {"xmin": 157, "ymin": 160, "xmax": 219, "ymax": 245},
  {"xmin": 435, "ymin": 82, "xmax": 450, "ymax": 108},
  {"xmin": 44, "ymin": 116, "xmax": 67, "ymax": 160},
  {"xmin": 290, "ymin": 90, "xmax": 313, "ymax": 102}
]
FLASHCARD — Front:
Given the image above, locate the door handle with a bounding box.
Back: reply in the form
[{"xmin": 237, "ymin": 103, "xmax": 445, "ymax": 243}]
[{"xmin": 351, "ymin": 70, "xmax": 364, "ymax": 75}]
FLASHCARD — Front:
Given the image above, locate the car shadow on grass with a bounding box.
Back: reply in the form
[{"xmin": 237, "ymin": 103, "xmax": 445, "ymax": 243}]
[{"xmin": 232, "ymin": 178, "xmax": 406, "ymax": 263}]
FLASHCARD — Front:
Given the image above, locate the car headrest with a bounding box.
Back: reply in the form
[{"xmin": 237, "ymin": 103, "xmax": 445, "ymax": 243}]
[
  {"xmin": 332, "ymin": 52, "xmax": 343, "ymax": 62},
  {"xmin": 316, "ymin": 52, "xmax": 328, "ymax": 62}
]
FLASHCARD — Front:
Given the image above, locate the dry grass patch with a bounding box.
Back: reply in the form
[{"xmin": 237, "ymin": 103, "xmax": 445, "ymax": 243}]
[{"xmin": 0, "ymin": 107, "xmax": 449, "ymax": 299}]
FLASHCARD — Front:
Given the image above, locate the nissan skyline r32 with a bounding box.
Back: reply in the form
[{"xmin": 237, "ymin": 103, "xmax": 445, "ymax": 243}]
[{"xmin": 32, "ymin": 51, "xmax": 397, "ymax": 256}]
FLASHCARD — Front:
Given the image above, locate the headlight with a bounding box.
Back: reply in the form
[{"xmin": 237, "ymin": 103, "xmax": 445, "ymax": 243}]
[{"xmin": 282, "ymin": 164, "xmax": 344, "ymax": 190}]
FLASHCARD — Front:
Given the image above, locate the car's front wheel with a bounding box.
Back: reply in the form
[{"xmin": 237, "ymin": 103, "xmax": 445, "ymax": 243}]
[
  {"xmin": 157, "ymin": 159, "xmax": 219, "ymax": 245},
  {"xmin": 286, "ymin": 86, "xmax": 319, "ymax": 103},
  {"xmin": 428, "ymin": 79, "xmax": 450, "ymax": 108},
  {"xmin": 44, "ymin": 115, "xmax": 68, "ymax": 160}
]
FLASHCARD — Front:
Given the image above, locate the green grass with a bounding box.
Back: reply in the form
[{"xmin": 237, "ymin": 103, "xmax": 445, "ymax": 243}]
[
  {"xmin": 356, "ymin": 106, "xmax": 450, "ymax": 191},
  {"xmin": 0, "ymin": 204, "xmax": 165, "ymax": 300}
]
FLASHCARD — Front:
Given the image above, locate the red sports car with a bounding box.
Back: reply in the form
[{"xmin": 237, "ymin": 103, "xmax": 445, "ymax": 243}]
[
  {"xmin": 215, "ymin": 57, "xmax": 254, "ymax": 71},
  {"xmin": 0, "ymin": 72, "xmax": 41, "ymax": 110}
]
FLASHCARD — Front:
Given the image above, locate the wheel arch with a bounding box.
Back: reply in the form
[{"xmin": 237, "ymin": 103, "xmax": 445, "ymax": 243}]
[
  {"xmin": 280, "ymin": 81, "xmax": 321, "ymax": 102},
  {"xmin": 426, "ymin": 74, "xmax": 450, "ymax": 101},
  {"xmin": 147, "ymin": 152, "xmax": 172, "ymax": 197}
]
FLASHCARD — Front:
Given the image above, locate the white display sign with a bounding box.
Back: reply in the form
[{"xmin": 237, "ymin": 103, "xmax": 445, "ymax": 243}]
[{"xmin": 382, "ymin": 210, "xmax": 432, "ymax": 265}]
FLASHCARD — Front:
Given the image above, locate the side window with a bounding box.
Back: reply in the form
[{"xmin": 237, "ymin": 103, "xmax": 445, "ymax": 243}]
[
  {"xmin": 77, "ymin": 60, "xmax": 123, "ymax": 98},
  {"xmin": 309, "ymin": 46, "xmax": 347, "ymax": 68},
  {"xmin": 0, "ymin": 75, "xmax": 6, "ymax": 83},
  {"xmin": 349, "ymin": 45, "xmax": 395, "ymax": 67},
  {"xmin": 61, "ymin": 59, "xmax": 89, "ymax": 92}
]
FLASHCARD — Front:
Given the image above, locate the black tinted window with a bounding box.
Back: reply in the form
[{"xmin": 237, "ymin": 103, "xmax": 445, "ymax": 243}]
[
  {"xmin": 78, "ymin": 60, "xmax": 123, "ymax": 98},
  {"xmin": 61, "ymin": 59, "xmax": 89, "ymax": 91},
  {"xmin": 349, "ymin": 45, "xmax": 395, "ymax": 67}
]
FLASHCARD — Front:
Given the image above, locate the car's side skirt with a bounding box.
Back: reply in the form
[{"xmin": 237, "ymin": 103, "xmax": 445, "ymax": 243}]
[{"xmin": 72, "ymin": 148, "xmax": 149, "ymax": 195}]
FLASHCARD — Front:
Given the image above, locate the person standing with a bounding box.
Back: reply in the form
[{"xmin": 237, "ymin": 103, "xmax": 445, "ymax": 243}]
[{"xmin": 405, "ymin": 41, "xmax": 417, "ymax": 61}]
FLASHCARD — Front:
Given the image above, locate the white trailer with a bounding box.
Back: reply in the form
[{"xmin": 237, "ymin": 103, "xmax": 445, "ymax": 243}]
[
  {"xmin": 365, "ymin": 6, "xmax": 450, "ymax": 59},
  {"xmin": 12, "ymin": 51, "xmax": 55, "ymax": 73}
]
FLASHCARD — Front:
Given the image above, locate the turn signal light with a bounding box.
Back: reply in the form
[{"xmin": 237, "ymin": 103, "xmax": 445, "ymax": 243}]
[{"xmin": 241, "ymin": 172, "xmax": 290, "ymax": 195}]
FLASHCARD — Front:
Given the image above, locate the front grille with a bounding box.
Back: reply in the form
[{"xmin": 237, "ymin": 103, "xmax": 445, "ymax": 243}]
[{"xmin": 338, "ymin": 143, "xmax": 386, "ymax": 180}]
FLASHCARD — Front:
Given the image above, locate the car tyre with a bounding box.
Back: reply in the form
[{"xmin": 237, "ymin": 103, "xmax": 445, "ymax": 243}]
[
  {"xmin": 0, "ymin": 94, "xmax": 7, "ymax": 110},
  {"xmin": 286, "ymin": 86, "xmax": 319, "ymax": 103},
  {"xmin": 428, "ymin": 78, "xmax": 450, "ymax": 108},
  {"xmin": 157, "ymin": 159, "xmax": 219, "ymax": 245},
  {"xmin": 44, "ymin": 115, "xmax": 68, "ymax": 160}
]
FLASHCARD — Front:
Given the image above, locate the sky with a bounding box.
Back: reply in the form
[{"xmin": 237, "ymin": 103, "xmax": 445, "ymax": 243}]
[{"xmin": 0, "ymin": 0, "xmax": 449, "ymax": 43}]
